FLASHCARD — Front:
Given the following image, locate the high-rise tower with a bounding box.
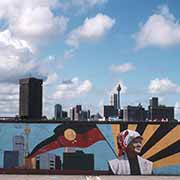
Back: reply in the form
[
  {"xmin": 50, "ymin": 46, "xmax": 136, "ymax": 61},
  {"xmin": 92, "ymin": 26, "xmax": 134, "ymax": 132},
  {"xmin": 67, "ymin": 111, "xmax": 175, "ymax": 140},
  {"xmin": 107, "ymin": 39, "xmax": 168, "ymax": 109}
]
[
  {"xmin": 117, "ymin": 84, "xmax": 121, "ymax": 110},
  {"xmin": 54, "ymin": 104, "xmax": 62, "ymax": 120},
  {"xmin": 19, "ymin": 77, "xmax": 43, "ymax": 119}
]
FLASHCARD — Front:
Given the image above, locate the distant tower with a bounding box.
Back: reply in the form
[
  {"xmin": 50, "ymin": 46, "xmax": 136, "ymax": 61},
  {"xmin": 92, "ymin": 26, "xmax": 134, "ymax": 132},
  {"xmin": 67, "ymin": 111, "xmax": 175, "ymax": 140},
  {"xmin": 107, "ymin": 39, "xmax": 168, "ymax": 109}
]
[
  {"xmin": 19, "ymin": 77, "xmax": 43, "ymax": 119},
  {"xmin": 117, "ymin": 84, "xmax": 121, "ymax": 110},
  {"xmin": 110, "ymin": 94, "xmax": 118, "ymax": 110},
  {"xmin": 54, "ymin": 104, "xmax": 62, "ymax": 120}
]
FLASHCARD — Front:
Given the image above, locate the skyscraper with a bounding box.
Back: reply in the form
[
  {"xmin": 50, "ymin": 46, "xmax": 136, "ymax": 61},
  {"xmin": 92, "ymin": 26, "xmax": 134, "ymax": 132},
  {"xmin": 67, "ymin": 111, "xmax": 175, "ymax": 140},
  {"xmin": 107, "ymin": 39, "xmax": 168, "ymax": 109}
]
[
  {"xmin": 54, "ymin": 104, "xmax": 62, "ymax": 120},
  {"xmin": 69, "ymin": 107, "xmax": 75, "ymax": 120},
  {"xmin": 117, "ymin": 84, "xmax": 121, "ymax": 110},
  {"xmin": 148, "ymin": 97, "xmax": 174, "ymax": 121},
  {"xmin": 19, "ymin": 77, "xmax": 43, "ymax": 119},
  {"xmin": 110, "ymin": 93, "xmax": 118, "ymax": 110},
  {"xmin": 123, "ymin": 104, "xmax": 147, "ymax": 122},
  {"xmin": 75, "ymin": 105, "xmax": 82, "ymax": 121},
  {"xmin": 13, "ymin": 135, "xmax": 25, "ymax": 167}
]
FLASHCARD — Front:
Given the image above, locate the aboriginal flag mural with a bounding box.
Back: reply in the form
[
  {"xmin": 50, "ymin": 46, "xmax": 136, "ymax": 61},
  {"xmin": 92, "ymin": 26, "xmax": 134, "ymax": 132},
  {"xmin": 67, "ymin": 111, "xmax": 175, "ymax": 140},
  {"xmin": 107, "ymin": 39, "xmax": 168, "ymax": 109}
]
[
  {"xmin": 28, "ymin": 123, "xmax": 105, "ymax": 158},
  {"xmin": 0, "ymin": 121, "xmax": 179, "ymax": 175}
]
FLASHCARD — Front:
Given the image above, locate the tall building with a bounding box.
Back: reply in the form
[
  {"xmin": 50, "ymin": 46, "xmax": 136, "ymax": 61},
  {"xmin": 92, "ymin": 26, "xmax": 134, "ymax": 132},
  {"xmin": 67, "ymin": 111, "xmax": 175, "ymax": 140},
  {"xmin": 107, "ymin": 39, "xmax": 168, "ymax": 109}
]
[
  {"xmin": 149, "ymin": 97, "xmax": 158, "ymax": 108},
  {"xmin": 110, "ymin": 93, "xmax": 118, "ymax": 110},
  {"xmin": 75, "ymin": 105, "xmax": 82, "ymax": 121},
  {"xmin": 81, "ymin": 110, "xmax": 90, "ymax": 121},
  {"xmin": 69, "ymin": 105, "xmax": 90, "ymax": 121},
  {"xmin": 103, "ymin": 105, "xmax": 117, "ymax": 119},
  {"xmin": 62, "ymin": 111, "xmax": 68, "ymax": 119},
  {"xmin": 12, "ymin": 135, "xmax": 25, "ymax": 167},
  {"xmin": 36, "ymin": 153, "xmax": 61, "ymax": 170},
  {"xmin": 123, "ymin": 104, "xmax": 147, "ymax": 122},
  {"xmin": 19, "ymin": 77, "xmax": 43, "ymax": 119},
  {"xmin": 4, "ymin": 151, "xmax": 19, "ymax": 168},
  {"xmin": 117, "ymin": 84, "xmax": 121, "ymax": 110},
  {"xmin": 54, "ymin": 104, "xmax": 62, "ymax": 120},
  {"xmin": 148, "ymin": 97, "xmax": 174, "ymax": 121},
  {"xmin": 69, "ymin": 107, "xmax": 75, "ymax": 120}
]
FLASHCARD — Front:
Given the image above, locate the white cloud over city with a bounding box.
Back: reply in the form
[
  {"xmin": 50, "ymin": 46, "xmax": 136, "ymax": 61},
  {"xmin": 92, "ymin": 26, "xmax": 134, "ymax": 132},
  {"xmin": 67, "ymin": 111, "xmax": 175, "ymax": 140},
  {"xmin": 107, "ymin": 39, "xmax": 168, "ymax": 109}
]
[
  {"xmin": 59, "ymin": 0, "xmax": 107, "ymax": 12},
  {"xmin": 134, "ymin": 5, "xmax": 180, "ymax": 49},
  {"xmin": 0, "ymin": 83, "xmax": 19, "ymax": 116},
  {"xmin": 0, "ymin": 0, "xmax": 68, "ymax": 47},
  {"xmin": 66, "ymin": 13, "xmax": 115, "ymax": 47},
  {"xmin": 0, "ymin": 1, "xmax": 179, "ymax": 120},
  {"xmin": 148, "ymin": 78, "xmax": 180, "ymax": 94},
  {"xmin": 110, "ymin": 63, "xmax": 135, "ymax": 73},
  {"xmin": 52, "ymin": 77, "xmax": 92, "ymax": 99}
]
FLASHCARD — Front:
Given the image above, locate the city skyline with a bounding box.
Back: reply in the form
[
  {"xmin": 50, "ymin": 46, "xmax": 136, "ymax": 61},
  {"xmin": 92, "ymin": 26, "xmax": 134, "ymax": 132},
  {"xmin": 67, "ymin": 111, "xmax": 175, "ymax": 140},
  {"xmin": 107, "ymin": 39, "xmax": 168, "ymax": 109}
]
[{"xmin": 0, "ymin": 1, "xmax": 180, "ymax": 119}]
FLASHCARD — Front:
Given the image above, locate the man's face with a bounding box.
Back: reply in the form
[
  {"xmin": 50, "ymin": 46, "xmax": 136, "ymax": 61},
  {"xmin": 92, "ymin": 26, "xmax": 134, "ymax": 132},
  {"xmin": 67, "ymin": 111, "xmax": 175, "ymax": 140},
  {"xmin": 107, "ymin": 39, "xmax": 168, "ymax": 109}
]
[{"xmin": 127, "ymin": 137, "xmax": 143, "ymax": 154}]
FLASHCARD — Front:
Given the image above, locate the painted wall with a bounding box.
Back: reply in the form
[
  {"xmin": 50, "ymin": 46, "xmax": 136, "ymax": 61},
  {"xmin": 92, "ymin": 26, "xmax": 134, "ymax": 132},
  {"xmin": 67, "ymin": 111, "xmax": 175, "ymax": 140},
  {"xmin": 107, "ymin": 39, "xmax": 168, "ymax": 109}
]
[{"xmin": 0, "ymin": 121, "xmax": 179, "ymax": 175}]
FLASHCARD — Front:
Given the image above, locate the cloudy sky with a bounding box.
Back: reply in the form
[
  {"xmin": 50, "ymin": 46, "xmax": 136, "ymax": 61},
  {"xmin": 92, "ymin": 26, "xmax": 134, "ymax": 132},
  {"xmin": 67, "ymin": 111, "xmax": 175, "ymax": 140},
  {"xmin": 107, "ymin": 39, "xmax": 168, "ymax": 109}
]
[{"xmin": 0, "ymin": 0, "xmax": 180, "ymax": 119}]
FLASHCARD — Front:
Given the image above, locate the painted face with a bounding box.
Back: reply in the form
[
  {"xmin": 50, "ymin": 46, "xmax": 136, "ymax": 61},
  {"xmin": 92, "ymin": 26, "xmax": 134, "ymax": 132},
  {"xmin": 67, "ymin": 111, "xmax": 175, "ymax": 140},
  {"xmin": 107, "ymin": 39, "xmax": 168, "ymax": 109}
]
[{"xmin": 127, "ymin": 137, "xmax": 143, "ymax": 154}]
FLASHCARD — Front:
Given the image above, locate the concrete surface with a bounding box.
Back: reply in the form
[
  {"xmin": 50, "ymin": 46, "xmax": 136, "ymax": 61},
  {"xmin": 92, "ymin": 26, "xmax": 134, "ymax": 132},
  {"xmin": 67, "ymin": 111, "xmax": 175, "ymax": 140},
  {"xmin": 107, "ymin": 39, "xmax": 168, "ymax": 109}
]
[{"xmin": 0, "ymin": 175, "xmax": 179, "ymax": 180}]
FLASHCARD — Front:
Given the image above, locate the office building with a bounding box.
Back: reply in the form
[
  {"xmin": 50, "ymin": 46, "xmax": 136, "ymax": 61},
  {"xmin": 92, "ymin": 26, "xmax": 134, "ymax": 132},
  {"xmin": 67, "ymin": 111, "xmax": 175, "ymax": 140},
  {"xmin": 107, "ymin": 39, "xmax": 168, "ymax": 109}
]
[
  {"xmin": 12, "ymin": 135, "xmax": 25, "ymax": 167},
  {"xmin": 54, "ymin": 104, "xmax": 62, "ymax": 120},
  {"xmin": 70, "ymin": 107, "xmax": 75, "ymax": 120},
  {"xmin": 103, "ymin": 105, "xmax": 117, "ymax": 119},
  {"xmin": 148, "ymin": 97, "xmax": 174, "ymax": 121},
  {"xmin": 74, "ymin": 105, "xmax": 82, "ymax": 121},
  {"xmin": 19, "ymin": 77, "xmax": 43, "ymax": 119},
  {"xmin": 111, "ymin": 93, "xmax": 118, "ymax": 110},
  {"xmin": 4, "ymin": 151, "xmax": 19, "ymax": 168},
  {"xmin": 123, "ymin": 104, "xmax": 147, "ymax": 122},
  {"xmin": 36, "ymin": 153, "xmax": 61, "ymax": 170},
  {"xmin": 69, "ymin": 105, "xmax": 90, "ymax": 121},
  {"xmin": 63, "ymin": 150, "xmax": 94, "ymax": 170},
  {"xmin": 117, "ymin": 84, "xmax": 121, "ymax": 110},
  {"xmin": 62, "ymin": 111, "xmax": 68, "ymax": 119}
]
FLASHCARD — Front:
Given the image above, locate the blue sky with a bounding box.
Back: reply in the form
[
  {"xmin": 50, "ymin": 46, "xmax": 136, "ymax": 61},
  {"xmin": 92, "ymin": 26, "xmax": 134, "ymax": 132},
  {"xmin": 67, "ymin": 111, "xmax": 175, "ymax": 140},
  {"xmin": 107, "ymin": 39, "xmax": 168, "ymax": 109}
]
[{"xmin": 0, "ymin": 0, "xmax": 180, "ymax": 119}]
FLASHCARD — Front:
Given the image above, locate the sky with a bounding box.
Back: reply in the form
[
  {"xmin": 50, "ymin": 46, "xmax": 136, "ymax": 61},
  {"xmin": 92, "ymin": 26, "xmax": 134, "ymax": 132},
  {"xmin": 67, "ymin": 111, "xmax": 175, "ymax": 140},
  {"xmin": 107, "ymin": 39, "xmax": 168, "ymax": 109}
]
[{"xmin": 0, "ymin": 0, "xmax": 180, "ymax": 119}]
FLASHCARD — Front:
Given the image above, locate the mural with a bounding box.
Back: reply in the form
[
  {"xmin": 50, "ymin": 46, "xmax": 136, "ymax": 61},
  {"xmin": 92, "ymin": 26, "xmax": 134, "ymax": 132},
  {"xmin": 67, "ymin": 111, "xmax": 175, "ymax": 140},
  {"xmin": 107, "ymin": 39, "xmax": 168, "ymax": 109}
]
[{"xmin": 0, "ymin": 121, "xmax": 179, "ymax": 175}]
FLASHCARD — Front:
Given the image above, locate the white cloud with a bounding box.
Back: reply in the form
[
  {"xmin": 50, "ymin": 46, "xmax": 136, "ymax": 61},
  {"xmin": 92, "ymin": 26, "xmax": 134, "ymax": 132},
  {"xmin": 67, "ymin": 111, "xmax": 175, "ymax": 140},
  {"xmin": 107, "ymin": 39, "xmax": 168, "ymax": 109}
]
[
  {"xmin": 63, "ymin": 48, "xmax": 75, "ymax": 60},
  {"xmin": 0, "ymin": 83, "xmax": 19, "ymax": 116},
  {"xmin": 44, "ymin": 73, "xmax": 58, "ymax": 86},
  {"xmin": 0, "ymin": 0, "xmax": 68, "ymax": 45},
  {"xmin": 134, "ymin": 5, "xmax": 180, "ymax": 49},
  {"xmin": 10, "ymin": 7, "xmax": 68, "ymax": 42},
  {"xmin": 0, "ymin": 32, "xmax": 49, "ymax": 83},
  {"xmin": 0, "ymin": 1, "xmax": 66, "ymax": 84},
  {"xmin": 72, "ymin": 0, "xmax": 107, "ymax": 8},
  {"xmin": 66, "ymin": 13, "xmax": 115, "ymax": 47},
  {"xmin": 0, "ymin": 29, "xmax": 32, "ymax": 52},
  {"xmin": 0, "ymin": 0, "xmax": 59, "ymax": 20},
  {"xmin": 52, "ymin": 77, "xmax": 92, "ymax": 99},
  {"xmin": 148, "ymin": 78, "xmax": 180, "ymax": 94},
  {"xmin": 111, "ymin": 80, "xmax": 127, "ymax": 95},
  {"xmin": 59, "ymin": 0, "xmax": 107, "ymax": 12},
  {"xmin": 110, "ymin": 63, "xmax": 135, "ymax": 73}
]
